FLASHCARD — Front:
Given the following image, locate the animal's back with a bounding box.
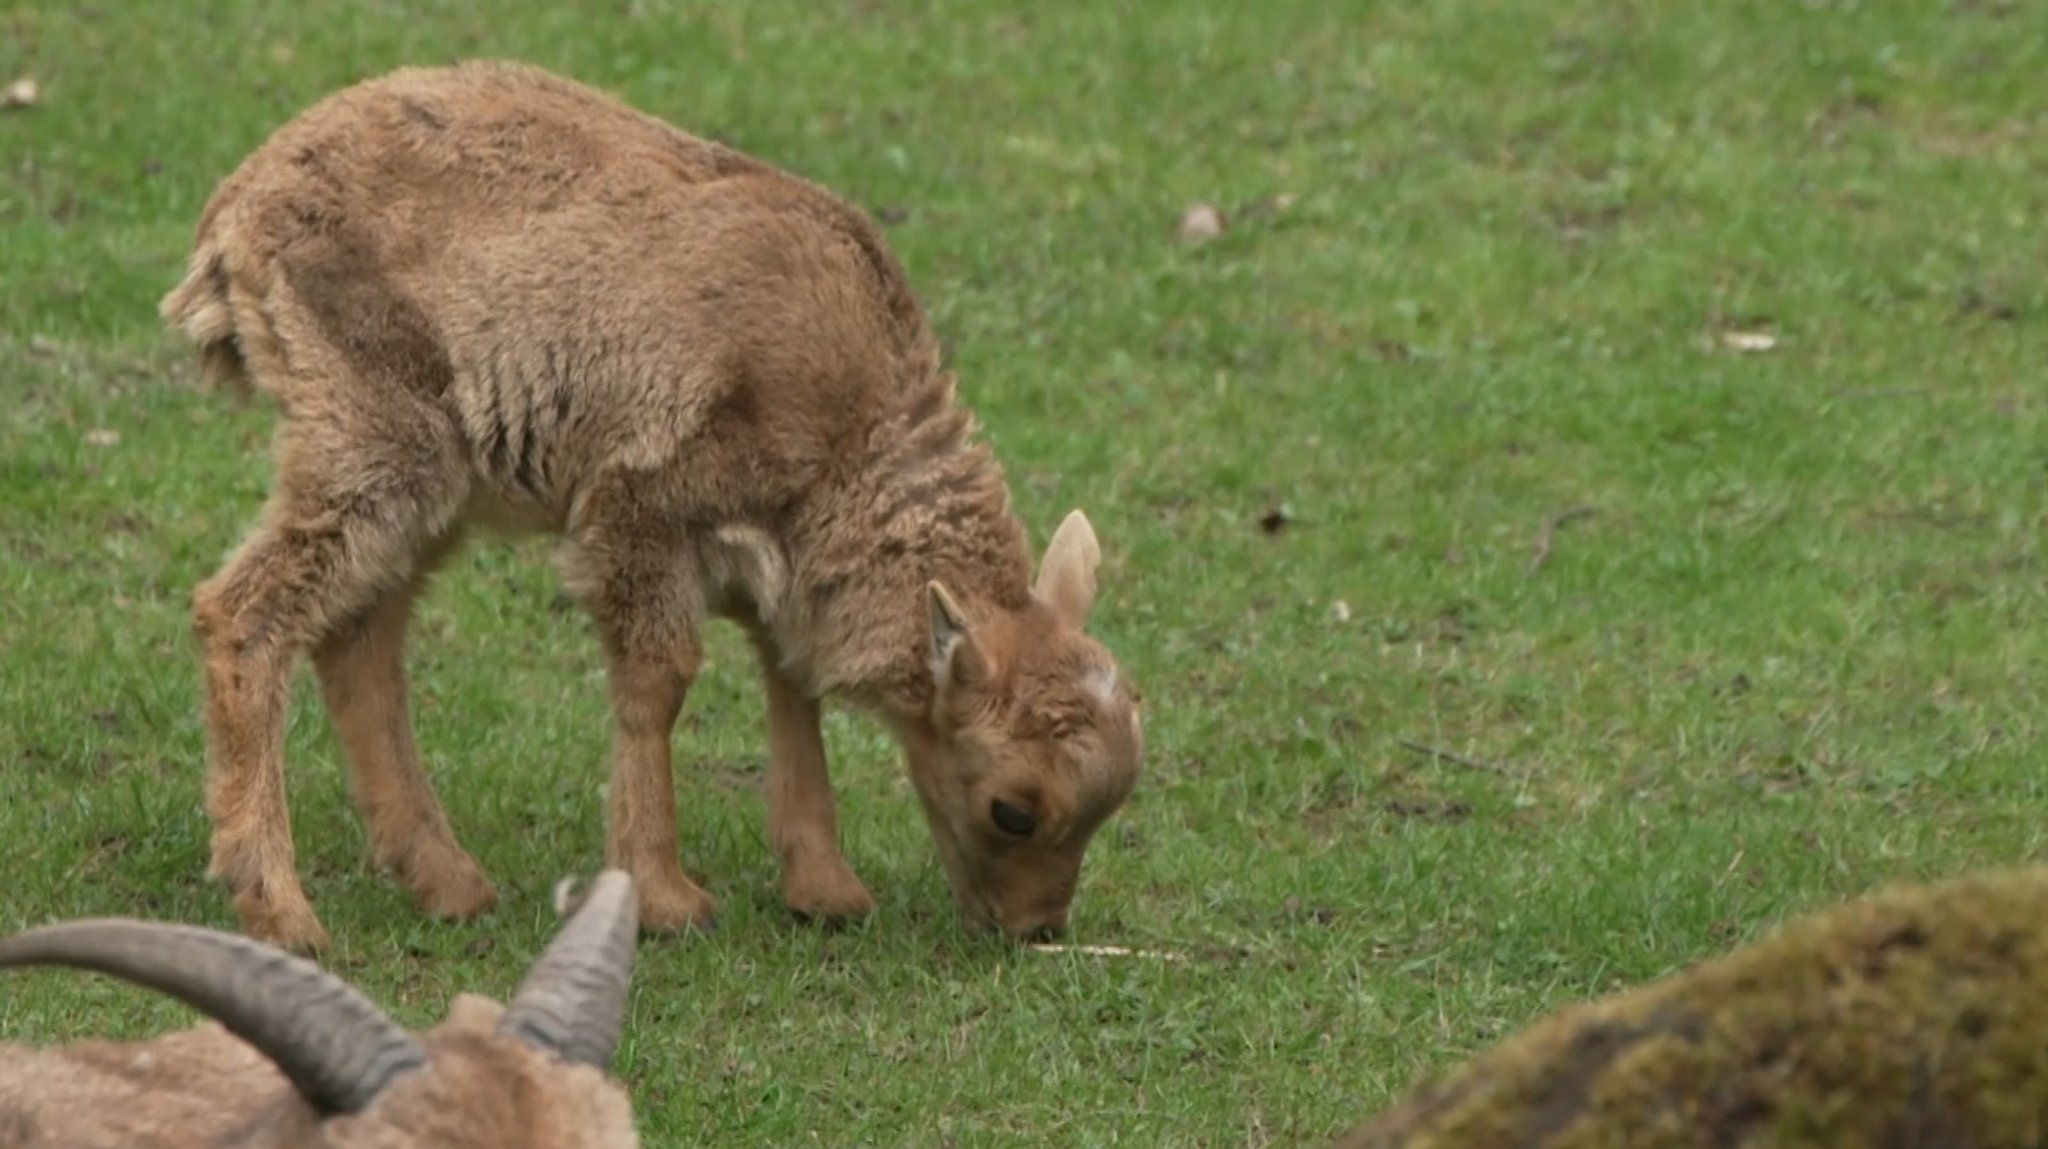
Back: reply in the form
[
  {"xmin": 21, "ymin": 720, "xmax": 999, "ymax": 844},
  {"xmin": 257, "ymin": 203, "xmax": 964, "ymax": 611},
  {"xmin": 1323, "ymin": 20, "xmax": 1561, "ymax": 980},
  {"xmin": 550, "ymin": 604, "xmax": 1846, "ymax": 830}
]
[
  {"xmin": 166, "ymin": 60, "xmax": 940, "ymax": 524},
  {"xmin": 0, "ymin": 1024, "xmax": 308, "ymax": 1147}
]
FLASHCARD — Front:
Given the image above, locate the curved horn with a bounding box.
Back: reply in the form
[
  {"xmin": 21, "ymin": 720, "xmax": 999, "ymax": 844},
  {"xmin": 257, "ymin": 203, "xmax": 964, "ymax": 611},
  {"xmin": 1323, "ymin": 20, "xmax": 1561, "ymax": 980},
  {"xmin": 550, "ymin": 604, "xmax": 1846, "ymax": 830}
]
[
  {"xmin": 498, "ymin": 870, "xmax": 639, "ymax": 1069},
  {"xmin": 0, "ymin": 919, "xmax": 423, "ymax": 1115}
]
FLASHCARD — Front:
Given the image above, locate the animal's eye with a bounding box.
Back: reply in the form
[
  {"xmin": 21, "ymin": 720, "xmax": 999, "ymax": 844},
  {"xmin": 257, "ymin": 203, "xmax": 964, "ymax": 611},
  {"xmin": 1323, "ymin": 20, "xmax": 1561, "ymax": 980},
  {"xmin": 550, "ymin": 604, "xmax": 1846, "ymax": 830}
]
[{"xmin": 990, "ymin": 798, "xmax": 1037, "ymax": 837}]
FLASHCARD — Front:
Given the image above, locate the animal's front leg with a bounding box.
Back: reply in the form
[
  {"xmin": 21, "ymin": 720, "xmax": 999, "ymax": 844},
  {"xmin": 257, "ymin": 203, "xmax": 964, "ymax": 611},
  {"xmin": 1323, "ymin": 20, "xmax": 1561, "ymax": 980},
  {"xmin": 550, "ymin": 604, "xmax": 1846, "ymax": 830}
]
[
  {"xmin": 602, "ymin": 652, "xmax": 715, "ymax": 933},
  {"xmin": 567, "ymin": 496, "xmax": 717, "ymax": 935},
  {"xmin": 752, "ymin": 634, "xmax": 875, "ymax": 924}
]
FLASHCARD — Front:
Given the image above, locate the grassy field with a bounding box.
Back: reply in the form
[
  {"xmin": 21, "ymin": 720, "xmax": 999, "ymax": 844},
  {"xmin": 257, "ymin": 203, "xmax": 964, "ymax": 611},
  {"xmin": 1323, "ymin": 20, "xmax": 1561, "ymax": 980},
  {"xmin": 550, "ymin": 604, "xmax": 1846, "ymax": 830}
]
[{"xmin": 3, "ymin": 0, "xmax": 2046, "ymax": 1143}]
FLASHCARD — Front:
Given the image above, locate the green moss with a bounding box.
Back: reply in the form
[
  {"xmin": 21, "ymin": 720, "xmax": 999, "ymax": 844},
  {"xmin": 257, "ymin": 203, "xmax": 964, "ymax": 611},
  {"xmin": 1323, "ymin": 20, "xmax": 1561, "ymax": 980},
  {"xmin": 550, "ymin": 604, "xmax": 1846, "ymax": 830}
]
[{"xmin": 1333, "ymin": 866, "xmax": 2048, "ymax": 1148}]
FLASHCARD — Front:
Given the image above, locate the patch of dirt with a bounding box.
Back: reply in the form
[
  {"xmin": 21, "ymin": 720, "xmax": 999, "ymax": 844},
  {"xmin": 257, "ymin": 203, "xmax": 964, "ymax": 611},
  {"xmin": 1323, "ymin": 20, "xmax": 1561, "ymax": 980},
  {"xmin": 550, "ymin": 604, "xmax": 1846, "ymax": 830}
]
[
  {"xmin": 1809, "ymin": 89, "xmax": 1886, "ymax": 148},
  {"xmin": 101, "ymin": 510, "xmax": 150, "ymax": 535},
  {"xmin": 1381, "ymin": 797, "xmax": 1472, "ymax": 823},
  {"xmin": 1282, "ymin": 895, "xmax": 1339, "ymax": 926},
  {"xmin": 1957, "ymin": 284, "xmax": 2019, "ymax": 322},
  {"xmin": 1546, "ymin": 202, "xmax": 1625, "ymax": 244},
  {"xmin": 708, "ymin": 759, "xmax": 764, "ymax": 792}
]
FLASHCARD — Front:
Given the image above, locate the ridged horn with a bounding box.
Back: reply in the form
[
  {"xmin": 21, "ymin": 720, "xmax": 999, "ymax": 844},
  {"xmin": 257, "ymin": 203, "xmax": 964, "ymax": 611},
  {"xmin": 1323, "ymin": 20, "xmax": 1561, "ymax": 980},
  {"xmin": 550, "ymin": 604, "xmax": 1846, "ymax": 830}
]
[
  {"xmin": 0, "ymin": 918, "xmax": 424, "ymax": 1115},
  {"xmin": 498, "ymin": 870, "xmax": 639, "ymax": 1068}
]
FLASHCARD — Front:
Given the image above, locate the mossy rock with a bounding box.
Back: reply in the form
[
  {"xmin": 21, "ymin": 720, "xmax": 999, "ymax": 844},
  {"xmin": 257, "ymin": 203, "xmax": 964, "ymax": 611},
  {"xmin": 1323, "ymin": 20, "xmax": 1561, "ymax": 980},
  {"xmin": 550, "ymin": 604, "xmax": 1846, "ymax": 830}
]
[{"xmin": 1331, "ymin": 865, "xmax": 2048, "ymax": 1148}]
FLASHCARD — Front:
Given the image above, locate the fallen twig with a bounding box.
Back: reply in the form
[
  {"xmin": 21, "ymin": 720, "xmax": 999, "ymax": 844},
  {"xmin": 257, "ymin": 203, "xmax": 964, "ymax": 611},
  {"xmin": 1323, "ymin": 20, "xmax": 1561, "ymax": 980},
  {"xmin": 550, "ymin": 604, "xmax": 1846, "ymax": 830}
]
[
  {"xmin": 1528, "ymin": 504, "xmax": 1596, "ymax": 573},
  {"xmin": 1398, "ymin": 739, "xmax": 1512, "ymax": 776}
]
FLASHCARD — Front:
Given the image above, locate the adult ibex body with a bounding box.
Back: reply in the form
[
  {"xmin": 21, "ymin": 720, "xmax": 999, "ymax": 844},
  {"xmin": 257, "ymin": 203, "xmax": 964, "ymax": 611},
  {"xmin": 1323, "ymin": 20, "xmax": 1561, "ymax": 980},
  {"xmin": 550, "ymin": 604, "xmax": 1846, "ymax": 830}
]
[
  {"xmin": 160, "ymin": 60, "xmax": 1144, "ymax": 952},
  {"xmin": 0, "ymin": 870, "xmax": 641, "ymax": 1148}
]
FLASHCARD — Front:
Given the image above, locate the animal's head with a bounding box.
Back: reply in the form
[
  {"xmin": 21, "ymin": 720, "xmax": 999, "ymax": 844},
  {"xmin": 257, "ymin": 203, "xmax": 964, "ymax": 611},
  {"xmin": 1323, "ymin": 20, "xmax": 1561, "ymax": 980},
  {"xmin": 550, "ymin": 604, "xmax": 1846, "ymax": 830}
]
[
  {"xmin": 907, "ymin": 509, "xmax": 1144, "ymax": 941},
  {"xmin": 0, "ymin": 871, "xmax": 644, "ymax": 1149}
]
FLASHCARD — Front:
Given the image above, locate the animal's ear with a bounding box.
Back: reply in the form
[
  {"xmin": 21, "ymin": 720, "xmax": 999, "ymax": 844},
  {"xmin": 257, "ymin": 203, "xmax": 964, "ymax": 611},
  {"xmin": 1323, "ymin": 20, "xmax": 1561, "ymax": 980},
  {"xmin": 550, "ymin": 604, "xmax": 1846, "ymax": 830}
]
[
  {"xmin": 1033, "ymin": 509, "xmax": 1102, "ymax": 629},
  {"xmin": 928, "ymin": 581, "xmax": 990, "ymax": 690}
]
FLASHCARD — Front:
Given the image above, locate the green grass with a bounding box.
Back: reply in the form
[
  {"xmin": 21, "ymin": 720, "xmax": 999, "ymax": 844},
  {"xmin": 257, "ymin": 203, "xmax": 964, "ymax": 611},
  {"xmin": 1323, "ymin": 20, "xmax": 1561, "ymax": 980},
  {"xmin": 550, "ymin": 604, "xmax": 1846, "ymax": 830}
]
[{"xmin": 3, "ymin": 0, "xmax": 2046, "ymax": 1143}]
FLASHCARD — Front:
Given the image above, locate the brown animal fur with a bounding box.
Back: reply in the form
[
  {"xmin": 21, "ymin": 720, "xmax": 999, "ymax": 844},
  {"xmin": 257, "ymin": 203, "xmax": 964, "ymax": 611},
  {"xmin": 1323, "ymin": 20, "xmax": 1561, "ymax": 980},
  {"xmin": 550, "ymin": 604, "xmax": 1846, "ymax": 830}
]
[
  {"xmin": 0, "ymin": 996, "xmax": 635, "ymax": 1149},
  {"xmin": 159, "ymin": 59, "xmax": 1144, "ymax": 952}
]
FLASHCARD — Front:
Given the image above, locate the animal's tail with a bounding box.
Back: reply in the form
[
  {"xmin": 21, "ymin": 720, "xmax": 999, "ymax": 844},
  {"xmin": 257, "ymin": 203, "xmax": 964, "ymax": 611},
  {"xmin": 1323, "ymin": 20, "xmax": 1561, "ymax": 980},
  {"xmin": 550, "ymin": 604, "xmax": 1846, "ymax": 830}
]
[{"xmin": 158, "ymin": 238, "xmax": 254, "ymax": 398}]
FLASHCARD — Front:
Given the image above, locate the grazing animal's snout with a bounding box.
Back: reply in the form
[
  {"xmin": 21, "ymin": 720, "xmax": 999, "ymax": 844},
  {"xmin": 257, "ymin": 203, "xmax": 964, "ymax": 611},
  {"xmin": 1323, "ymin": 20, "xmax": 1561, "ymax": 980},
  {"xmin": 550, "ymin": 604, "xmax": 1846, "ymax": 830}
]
[
  {"xmin": 964, "ymin": 898, "xmax": 1068, "ymax": 943},
  {"xmin": 986, "ymin": 886, "xmax": 1073, "ymax": 943},
  {"xmin": 1021, "ymin": 922, "xmax": 1065, "ymax": 945}
]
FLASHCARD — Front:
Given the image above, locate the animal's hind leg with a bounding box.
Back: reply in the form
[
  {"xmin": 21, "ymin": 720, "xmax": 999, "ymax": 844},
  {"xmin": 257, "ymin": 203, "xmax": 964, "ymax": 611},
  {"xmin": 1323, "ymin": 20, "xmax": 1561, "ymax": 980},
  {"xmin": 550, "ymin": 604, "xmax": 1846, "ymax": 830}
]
[
  {"xmin": 313, "ymin": 530, "xmax": 495, "ymax": 920},
  {"xmin": 194, "ymin": 410, "xmax": 468, "ymax": 953}
]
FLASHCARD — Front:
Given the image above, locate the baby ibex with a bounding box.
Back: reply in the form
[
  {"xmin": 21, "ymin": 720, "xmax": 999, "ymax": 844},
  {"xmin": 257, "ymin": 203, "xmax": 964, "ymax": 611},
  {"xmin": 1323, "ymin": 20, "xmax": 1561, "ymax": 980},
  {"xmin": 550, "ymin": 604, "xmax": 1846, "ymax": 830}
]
[
  {"xmin": 0, "ymin": 870, "xmax": 641, "ymax": 1148},
  {"xmin": 160, "ymin": 60, "xmax": 1144, "ymax": 952}
]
